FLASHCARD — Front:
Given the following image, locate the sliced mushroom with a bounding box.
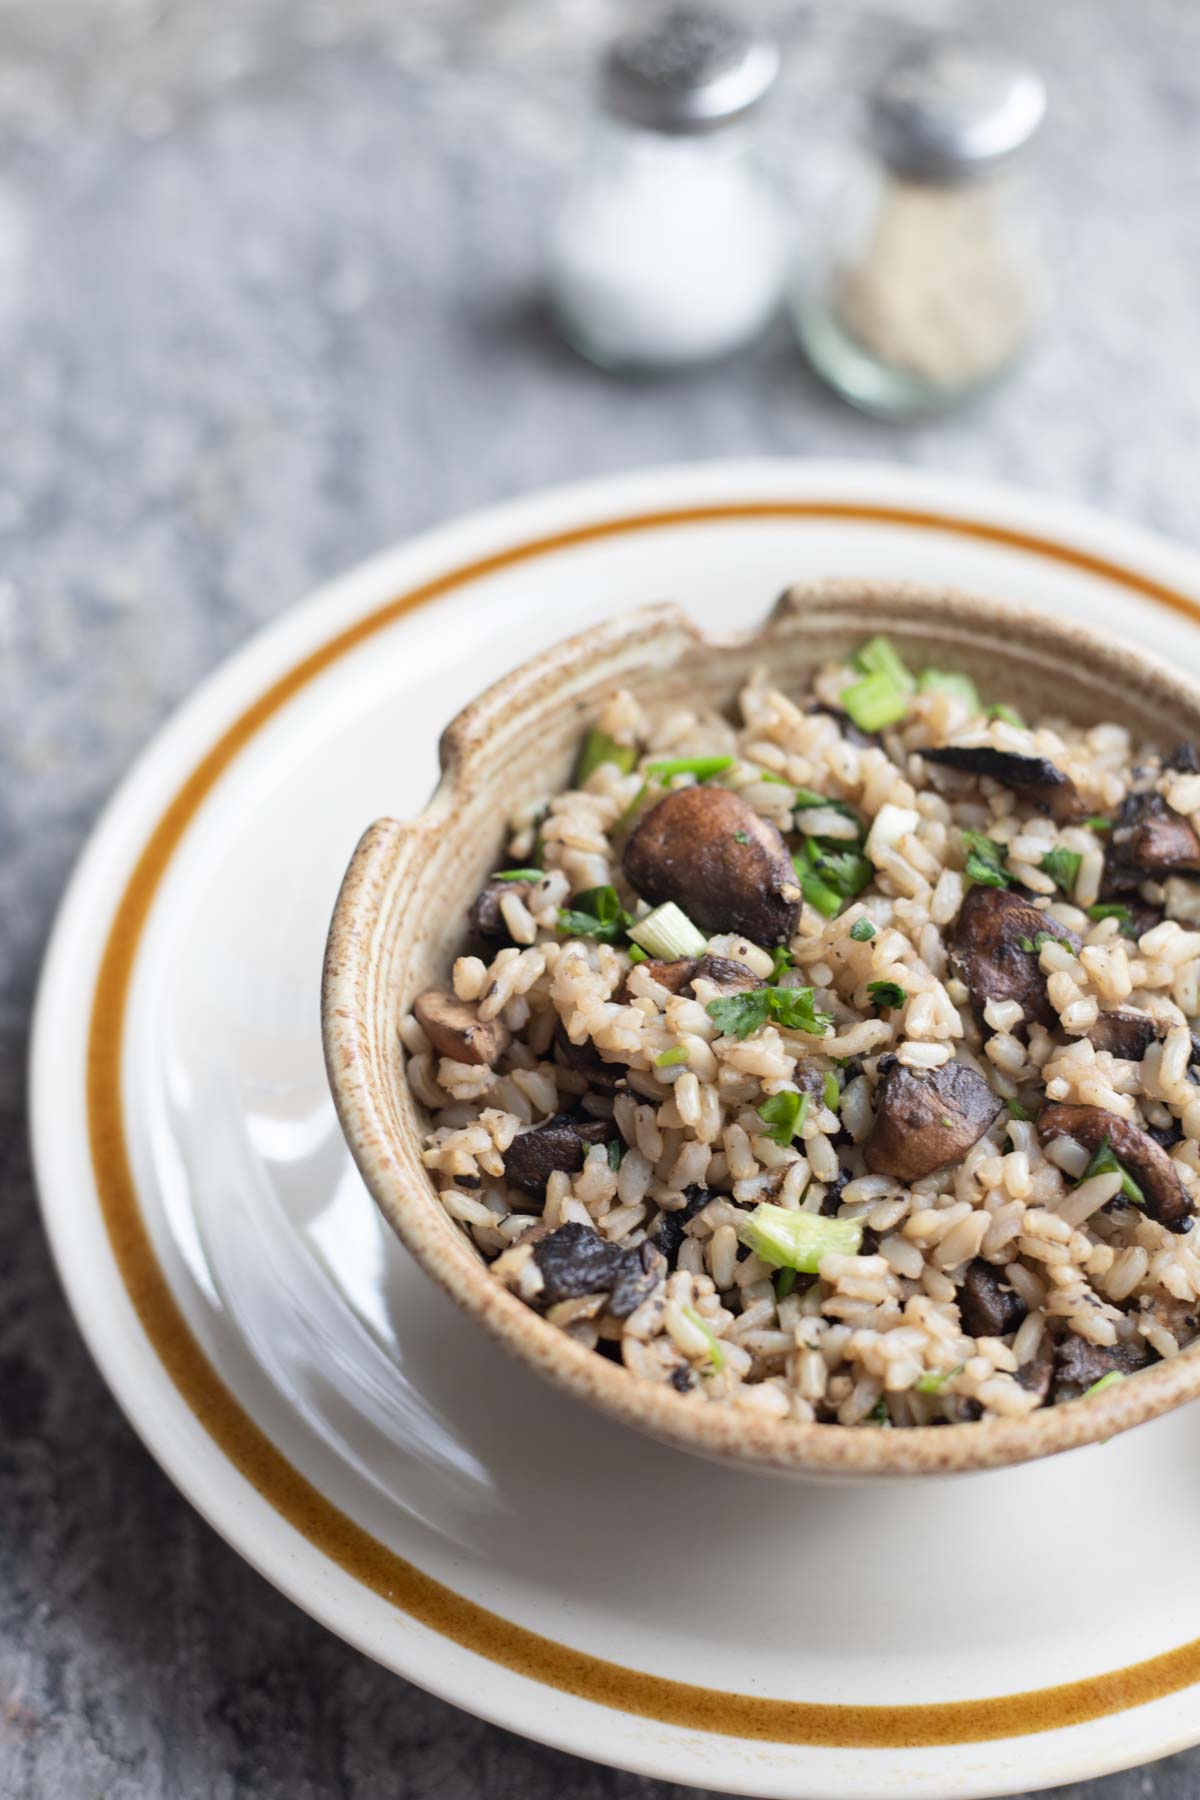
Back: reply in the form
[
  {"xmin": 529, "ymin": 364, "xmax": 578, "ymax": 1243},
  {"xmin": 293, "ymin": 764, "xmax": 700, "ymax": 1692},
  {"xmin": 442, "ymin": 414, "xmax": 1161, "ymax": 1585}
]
[
  {"xmin": 958, "ymin": 1258, "xmax": 1027, "ymax": 1338},
  {"xmin": 1166, "ymin": 742, "xmax": 1200, "ymax": 774},
  {"xmin": 1038, "ymin": 1102, "xmax": 1194, "ymax": 1233},
  {"xmin": 1051, "ymin": 1333, "xmax": 1153, "ymax": 1403},
  {"xmin": 623, "ymin": 786, "xmax": 801, "ymax": 948},
  {"xmin": 553, "ymin": 1022, "xmax": 625, "ymax": 1094},
  {"xmin": 1015, "ymin": 1328, "xmax": 1055, "ymax": 1404},
  {"xmin": 532, "ymin": 1222, "xmax": 665, "ymax": 1317},
  {"xmin": 616, "ymin": 952, "xmax": 761, "ymax": 1005},
  {"xmin": 502, "ymin": 1112, "xmax": 613, "ymax": 1200},
  {"xmin": 413, "ymin": 988, "xmax": 511, "ymax": 1067},
  {"xmin": 469, "ymin": 877, "xmax": 535, "ymax": 949},
  {"xmin": 1086, "ymin": 1008, "xmax": 1158, "ymax": 1062},
  {"xmin": 864, "ymin": 1056, "xmax": 1002, "ymax": 1183},
  {"xmin": 921, "ymin": 745, "xmax": 1086, "ymax": 823},
  {"xmin": 1109, "ymin": 789, "xmax": 1200, "ymax": 876},
  {"xmin": 652, "ymin": 1185, "xmax": 711, "ymax": 1268},
  {"xmin": 950, "ymin": 885, "xmax": 1081, "ymax": 1032}
]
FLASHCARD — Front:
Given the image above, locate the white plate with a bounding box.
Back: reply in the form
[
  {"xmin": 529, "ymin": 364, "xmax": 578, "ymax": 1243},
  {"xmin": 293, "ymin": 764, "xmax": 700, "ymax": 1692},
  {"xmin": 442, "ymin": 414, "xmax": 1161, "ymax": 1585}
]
[{"xmin": 30, "ymin": 459, "xmax": 1200, "ymax": 1800}]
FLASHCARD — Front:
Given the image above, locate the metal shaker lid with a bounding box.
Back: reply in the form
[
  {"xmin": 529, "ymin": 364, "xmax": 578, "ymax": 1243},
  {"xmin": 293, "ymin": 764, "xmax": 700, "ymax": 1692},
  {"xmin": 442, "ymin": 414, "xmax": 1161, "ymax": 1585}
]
[
  {"xmin": 603, "ymin": 6, "xmax": 780, "ymax": 135},
  {"xmin": 868, "ymin": 35, "xmax": 1046, "ymax": 181}
]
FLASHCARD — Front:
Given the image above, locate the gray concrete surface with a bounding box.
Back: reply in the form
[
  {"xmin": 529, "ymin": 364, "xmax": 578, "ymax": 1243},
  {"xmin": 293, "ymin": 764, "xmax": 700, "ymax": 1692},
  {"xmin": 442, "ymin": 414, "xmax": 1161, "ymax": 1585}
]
[{"xmin": 4, "ymin": 0, "xmax": 1200, "ymax": 1794}]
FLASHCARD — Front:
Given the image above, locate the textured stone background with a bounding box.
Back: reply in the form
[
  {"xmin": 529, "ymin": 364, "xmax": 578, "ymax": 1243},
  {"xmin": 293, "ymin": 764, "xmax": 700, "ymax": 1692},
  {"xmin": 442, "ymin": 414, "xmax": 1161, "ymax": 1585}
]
[{"xmin": 5, "ymin": 0, "xmax": 1200, "ymax": 1794}]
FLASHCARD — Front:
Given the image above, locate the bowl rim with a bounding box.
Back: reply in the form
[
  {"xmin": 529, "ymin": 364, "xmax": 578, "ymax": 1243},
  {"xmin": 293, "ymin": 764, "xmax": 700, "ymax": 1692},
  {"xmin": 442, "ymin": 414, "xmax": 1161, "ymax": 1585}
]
[{"xmin": 323, "ymin": 578, "xmax": 1200, "ymax": 1477}]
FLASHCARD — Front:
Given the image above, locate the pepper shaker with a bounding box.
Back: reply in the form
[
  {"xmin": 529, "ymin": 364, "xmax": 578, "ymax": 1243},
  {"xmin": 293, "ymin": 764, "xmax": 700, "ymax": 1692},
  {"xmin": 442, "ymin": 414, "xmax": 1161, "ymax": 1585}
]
[
  {"xmin": 547, "ymin": 7, "xmax": 784, "ymax": 372},
  {"xmin": 794, "ymin": 35, "xmax": 1048, "ymax": 418}
]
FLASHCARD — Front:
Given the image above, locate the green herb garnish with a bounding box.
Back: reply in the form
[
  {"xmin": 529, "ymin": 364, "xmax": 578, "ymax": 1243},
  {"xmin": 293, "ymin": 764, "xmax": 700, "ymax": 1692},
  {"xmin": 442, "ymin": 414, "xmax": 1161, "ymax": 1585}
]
[
  {"xmin": 1087, "ymin": 902, "xmax": 1137, "ymax": 938},
  {"xmin": 645, "ymin": 754, "xmax": 734, "ymax": 784},
  {"xmin": 757, "ymin": 1089, "xmax": 809, "ymax": 1146},
  {"xmin": 682, "ymin": 1305, "xmax": 725, "ymax": 1373},
  {"xmin": 707, "ymin": 986, "xmax": 835, "ymax": 1041},
  {"xmin": 841, "ymin": 669, "xmax": 910, "ymax": 734},
  {"xmin": 793, "ymin": 787, "xmax": 860, "ymax": 823},
  {"xmin": 868, "ymin": 980, "xmax": 907, "ymax": 1010},
  {"xmin": 987, "ymin": 702, "xmax": 1025, "ymax": 728},
  {"xmin": 628, "ymin": 900, "xmax": 708, "ymax": 961},
  {"xmin": 915, "ymin": 1363, "xmax": 965, "ymax": 1395},
  {"xmin": 792, "ymin": 842, "xmax": 843, "ymax": 919},
  {"xmin": 1081, "ymin": 1370, "xmax": 1126, "ymax": 1399},
  {"xmin": 737, "ymin": 1201, "xmax": 864, "ymax": 1272},
  {"xmin": 822, "ymin": 1072, "xmax": 841, "ymax": 1114},
  {"xmin": 494, "ymin": 868, "xmax": 543, "ymax": 881},
  {"xmin": 576, "ymin": 728, "xmax": 637, "ymax": 784},
  {"xmin": 769, "ymin": 943, "xmax": 794, "ymax": 983},
  {"xmin": 1040, "ymin": 847, "xmax": 1082, "ymax": 894},
  {"xmin": 1017, "ymin": 931, "xmax": 1071, "ymax": 957},
  {"xmin": 1079, "ymin": 1135, "xmax": 1145, "ymax": 1208},
  {"xmin": 854, "ymin": 635, "xmax": 914, "ymax": 693},
  {"xmin": 916, "ymin": 669, "xmax": 980, "ymax": 712},
  {"xmin": 655, "ymin": 1045, "xmax": 690, "ymax": 1069},
  {"xmin": 962, "ymin": 831, "xmax": 1012, "ymax": 889},
  {"xmin": 733, "ymin": 829, "xmax": 750, "ymax": 843},
  {"xmin": 558, "ymin": 885, "xmax": 633, "ymax": 943},
  {"xmin": 606, "ymin": 1140, "xmax": 623, "ymax": 1171},
  {"xmin": 867, "ymin": 1396, "xmax": 892, "ymax": 1426},
  {"xmin": 627, "ymin": 943, "xmax": 648, "ymax": 964},
  {"xmin": 1006, "ymin": 1098, "xmax": 1033, "ymax": 1121},
  {"xmin": 774, "ymin": 1268, "xmax": 797, "ymax": 1301},
  {"xmin": 849, "ymin": 917, "xmax": 876, "ymax": 942},
  {"xmin": 1085, "ymin": 816, "xmax": 1112, "ymax": 834}
]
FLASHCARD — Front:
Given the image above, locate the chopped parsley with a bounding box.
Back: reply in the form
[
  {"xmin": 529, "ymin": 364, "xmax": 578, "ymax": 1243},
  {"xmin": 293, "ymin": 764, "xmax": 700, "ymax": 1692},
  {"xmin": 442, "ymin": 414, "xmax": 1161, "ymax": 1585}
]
[
  {"xmin": 706, "ymin": 986, "xmax": 835, "ymax": 1041},
  {"xmin": 867, "ymin": 979, "xmax": 907, "ymax": 1010},
  {"xmin": 558, "ymin": 885, "xmax": 633, "ymax": 944},
  {"xmin": 849, "ymin": 917, "xmax": 876, "ymax": 942},
  {"xmin": 757, "ymin": 1089, "xmax": 809, "ymax": 1146},
  {"xmin": 793, "ymin": 786, "xmax": 860, "ymax": 822},
  {"xmin": 1017, "ymin": 930, "xmax": 1073, "ymax": 957},
  {"xmin": 962, "ymin": 831, "xmax": 1012, "ymax": 889},
  {"xmin": 769, "ymin": 943, "xmax": 794, "ymax": 983},
  {"xmin": 1040, "ymin": 847, "xmax": 1083, "ymax": 893}
]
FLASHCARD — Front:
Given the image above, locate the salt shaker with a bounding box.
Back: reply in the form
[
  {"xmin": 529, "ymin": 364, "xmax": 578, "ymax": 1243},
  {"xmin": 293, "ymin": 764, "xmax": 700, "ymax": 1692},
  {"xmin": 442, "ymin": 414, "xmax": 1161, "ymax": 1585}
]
[
  {"xmin": 547, "ymin": 7, "xmax": 784, "ymax": 372},
  {"xmin": 795, "ymin": 35, "xmax": 1048, "ymax": 419}
]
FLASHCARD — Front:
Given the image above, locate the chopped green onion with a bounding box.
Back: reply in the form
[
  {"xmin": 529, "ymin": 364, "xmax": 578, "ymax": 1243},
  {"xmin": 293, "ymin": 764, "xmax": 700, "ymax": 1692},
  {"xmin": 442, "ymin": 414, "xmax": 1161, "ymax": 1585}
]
[
  {"xmin": 494, "ymin": 868, "xmax": 543, "ymax": 881},
  {"xmin": 707, "ymin": 987, "xmax": 835, "ymax": 1041},
  {"xmin": 868, "ymin": 979, "xmax": 907, "ymax": 1010},
  {"xmin": 753, "ymin": 768, "xmax": 792, "ymax": 786},
  {"xmin": 841, "ymin": 669, "xmax": 911, "ymax": 734},
  {"xmin": 628, "ymin": 901, "xmax": 707, "ymax": 961},
  {"xmin": 1081, "ymin": 1370, "xmax": 1126, "ymax": 1399},
  {"xmin": 849, "ymin": 917, "xmax": 876, "ymax": 942},
  {"xmin": 655, "ymin": 1045, "xmax": 689, "ymax": 1069},
  {"xmin": 682, "ymin": 1305, "xmax": 725, "ymax": 1373},
  {"xmin": 627, "ymin": 943, "xmax": 648, "ymax": 964},
  {"xmin": 769, "ymin": 943, "xmax": 794, "ymax": 982},
  {"xmin": 962, "ymin": 831, "xmax": 1012, "ymax": 889},
  {"xmin": 853, "ymin": 635, "xmax": 915, "ymax": 693},
  {"xmin": 645, "ymin": 754, "xmax": 734, "ymax": 784},
  {"xmin": 606, "ymin": 1140, "xmax": 624, "ymax": 1172},
  {"xmin": 916, "ymin": 669, "xmax": 980, "ymax": 712},
  {"xmin": 774, "ymin": 1268, "xmax": 797, "ymax": 1301},
  {"xmin": 1017, "ymin": 931, "xmax": 1071, "ymax": 957},
  {"xmin": 987, "ymin": 702, "xmax": 1025, "ymax": 728},
  {"xmin": 1006, "ymin": 1098, "xmax": 1033, "ymax": 1121},
  {"xmin": 576, "ymin": 728, "xmax": 637, "ymax": 784},
  {"xmin": 558, "ymin": 885, "xmax": 633, "ymax": 943},
  {"xmin": 793, "ymin": 844, "xmax": 843, "ymax": 919},
  {"xmin": 793, "ymin": 786, "xmax": 861, "ymax": 823},
  {"xmin": 1085, "ymin": 816, "xmax": 1112, "ymax": 834},
  {"xmin": 1040, "ymin": 847, "xmax": 1082, "ymax": 893},
  {"xmin": 1087, "ymin": 902, "xmax": 1136, "ymax": 938},
  {"xmin": 737, "ymin": 1201, "xmax": 864, "ymax": 1272},
  {"xmin": 822, "ymin": 1072, "xmax": 841, "ymax": 1114},
  {"xmin": 867, "ymin": 1396, "xmax": 892, "ymax": 1426},
  {"xmin": 915, "ymin": 1363, "xmax": 965, "ymax": 1394},
  {"xmin": 1079, "ymin": 1135, "xmax": 1145, "ymax": 1207},
  {"xmin": 757, "ymin": 1089, "xmax": 809, "ymax": 1146}
]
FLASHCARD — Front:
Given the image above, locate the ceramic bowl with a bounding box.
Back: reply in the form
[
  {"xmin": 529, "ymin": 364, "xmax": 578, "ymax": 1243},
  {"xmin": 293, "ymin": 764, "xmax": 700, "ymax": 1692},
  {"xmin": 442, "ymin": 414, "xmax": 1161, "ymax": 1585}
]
[{"xmin": 322, "ymin": 578, "xmax": 1200, "ymax": 1478}]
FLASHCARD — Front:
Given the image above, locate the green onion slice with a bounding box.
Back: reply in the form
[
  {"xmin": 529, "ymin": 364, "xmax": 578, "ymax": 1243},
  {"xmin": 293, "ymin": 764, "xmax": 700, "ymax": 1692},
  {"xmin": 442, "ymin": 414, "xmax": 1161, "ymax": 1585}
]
[
  {"xmin": 1081, "ymin": 1370, "xmax": 1126, "ymax": 1398},
  {"xmin": 682, "ymin": 1305, "xmax": 725, "ymax": 1372},
  {"xmin": 576, "ymin": 728, "xmax": 637, "ymax": 784},
  {"xmin": 867, "ymin": 979, "xmax": 907, "ymax": 1010},
  {"xmin": 736, "ymin": 1202, "xmax": 863, "ymax": 1273},
  {"xmin": 849, "ymin": 916, "xmax": 876, "ymax": 941},
  {"xmin": 841, "ymin": 669, "xmax": 910, "ymax": 734},
  {"xmin": 822, "ymin": 1072, "xmax": 841, "ymax": 1114},
  {"xmin": 1039, "ymin": 847, "xmax": 1082, "ymax": 893},
  {"xmin": 1078, "ymin": 1135, "xmax": 1145, "ymax": 1207},
  {"xmin": 854, "ymin": 635, "xmax": 915, "ymax": 693},
  {"xmin": 645, "ymin": 754, "xmax": 734, "ymax": 784},
  {"xmin": 494, "ymin": 868, "xmax": 543, "ymax": 881},
  {"xmin": 628, "ymin": 901, "xmax": 707, "ymax": 961}
]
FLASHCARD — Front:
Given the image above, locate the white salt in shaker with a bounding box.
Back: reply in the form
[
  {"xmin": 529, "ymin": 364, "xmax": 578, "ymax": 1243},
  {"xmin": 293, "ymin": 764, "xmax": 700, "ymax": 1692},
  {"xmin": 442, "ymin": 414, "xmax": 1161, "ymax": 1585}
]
[
  {"xmin": 794, "ymin": 35, "xmax": 1047, "ymax": 419},
  {"xmin": 547, "ymin": 7, "xmax": 783, "ymax": 372}
]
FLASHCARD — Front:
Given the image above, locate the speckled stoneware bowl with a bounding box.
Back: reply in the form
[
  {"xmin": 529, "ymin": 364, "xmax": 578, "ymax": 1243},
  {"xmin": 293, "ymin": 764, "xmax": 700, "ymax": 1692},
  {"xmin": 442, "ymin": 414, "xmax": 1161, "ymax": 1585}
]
[{"xmin": 322, "ymin": 579, "xmax": 1200, "ymax": 1479}]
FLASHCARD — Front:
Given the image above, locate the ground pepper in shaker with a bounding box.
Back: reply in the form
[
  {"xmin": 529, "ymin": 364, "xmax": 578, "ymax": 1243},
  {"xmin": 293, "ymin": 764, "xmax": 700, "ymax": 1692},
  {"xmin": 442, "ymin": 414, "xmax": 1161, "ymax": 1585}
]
[
  {"xmin": 795, "ymin": 35, "xmax": 1048, "ymax": 419},
  {"xmin": 546, "ymin": 7, "xmax": 784, "ymax": 372}
]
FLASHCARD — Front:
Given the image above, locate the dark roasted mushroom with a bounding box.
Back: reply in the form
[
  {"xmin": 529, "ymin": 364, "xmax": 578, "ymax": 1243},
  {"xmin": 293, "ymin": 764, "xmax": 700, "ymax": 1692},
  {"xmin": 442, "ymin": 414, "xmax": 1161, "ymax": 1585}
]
[
  {"xmin": 469, "ymin": 878, "xmax": 534, "ymax": 949},
  {"xmin": 413, "ymin": 988, "xmax": 511, "ymax": 1067},
  {"xmin": 503, "ymin": 1112, "xmax": 613, "ymax": 1200},
  {"xmin": 623, "ymin": 786, "xmax": 801, "ymax": 948},
  {"xmin": 950, "ymin": 885, "xmax": 1081, "ymax": 1032},
  {"xmin": 958, "ymin": 1258, "xmax": 1027, "ymax": 1338},
  {"xmin": 1038, "ymin": 1102, "xmax": 1195, "ymax": 1233},
  {"xmin": 1109, "ymin": 789, "xmax": 1200, "ymax": 876},
  {"xmin": 652, "ymin": 1185, "xmax": 712, "ymax": 1268},
  {"xmin": 618, "ymin": 952, "xmax": 762, "ymax": 1004},
  {"xmin": 1015, "ymin": 1327, "xmax": 1055, "ymax": 1403},
  {"xmin": 1167, "ymin": 742, "xmax": 1200, "ymax": 774},
  {"xmin": 921, "ymin": 745, "xmax": 1086, "ymax": 823},
  {"xmin": 864, "ymin": 1056, "xmax": 1002, "ymax": 1183},
  {"xmin": 1086, "ymin": 1008, "xmax": 1158, "ymax": 1062},
  {"xmin": 553, "ymin": 1023, "xmax": 625, "ymax": 1094},
  {"xmin": 1051, "ymin": 1332, "xmax": 1153, "ymax": 1403},
  {"xmin": 532, "ymin": 1222, "xmax": 665, "ymax": 1317}
]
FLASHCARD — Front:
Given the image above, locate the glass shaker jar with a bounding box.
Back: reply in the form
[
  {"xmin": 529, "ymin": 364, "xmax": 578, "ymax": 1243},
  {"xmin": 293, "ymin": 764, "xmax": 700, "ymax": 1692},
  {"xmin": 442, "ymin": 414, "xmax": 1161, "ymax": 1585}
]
[
  {"xmin": 547, "ymin": 7, "xmax": 784, "ymax": 373},
  {"xmin": 794, "ymin": 35, "xmax": 1048, "ymax": 419}
]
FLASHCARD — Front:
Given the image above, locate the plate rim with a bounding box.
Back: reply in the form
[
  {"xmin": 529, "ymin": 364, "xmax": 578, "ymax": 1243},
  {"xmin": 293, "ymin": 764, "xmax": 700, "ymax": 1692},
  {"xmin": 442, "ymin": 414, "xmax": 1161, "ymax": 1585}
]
[{"xmin": 29, "ymin": 457, "xmax": 1200, "ymax": 1798}]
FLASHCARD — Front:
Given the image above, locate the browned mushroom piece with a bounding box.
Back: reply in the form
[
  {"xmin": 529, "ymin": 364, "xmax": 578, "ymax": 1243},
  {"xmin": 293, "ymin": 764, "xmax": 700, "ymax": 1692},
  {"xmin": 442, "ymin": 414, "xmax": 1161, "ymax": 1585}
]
[
  {"xmin": 623, "ymin": 786, "xmax": 801, "ymax": 948},
  {"xmin": 503, "ymin": 1112, "xmax": 613, "ymax": 1200},
  {"xmin": 413, "ymin": 988, "xmax": 511, "ymax": 1067},
  {"xmin": 531, "ymin": 1222, "xmax": 665, "ymax": 1318},
  {"xmin": 553, "ymin": 1022, "xmax": 625, "ymax": 1094},
  {"xmin": 958, "ymin": 1258, "xmax": 1027, "ymax": 1338},
  {"xmin": 469, "ymin": 877, "xmax": 533, "ymax": 949},
  {"xmin": 690, "ymin": 954, "xmax": 765, "ymax": 995},
  {"xmin": 1038, "ymin": 1102, "xmax": 1195, "ymax": 1234},
  {"xmin": 1051, "ymin": 1333, "xmax": 1153, "ymax": 1403},
  {"xmin": 921, "ymin": 745, "xmax": 1087, "ymax": 823},
  {"xmin": 1109, "ymin": 790, "xmax": 1200, "ymax": 876},
  {"xmin": 863, "ymin": 1056, "xmax": 1002, "ymax": 1183},
  {"xmin": 615, "ymin": 952, "xmax": 762, "ymax": 1005},
  {"xmin": 1015, "ymin": 1327, "xmax": 1055, "ymax": 1404},
  {"xmin": 950, "ymin": 885, "xmax": 1081, "ymax": 1032},
  {"xmin": 1086, "ymin": 1008, "xmax": 1158, "ymax": 1062}
]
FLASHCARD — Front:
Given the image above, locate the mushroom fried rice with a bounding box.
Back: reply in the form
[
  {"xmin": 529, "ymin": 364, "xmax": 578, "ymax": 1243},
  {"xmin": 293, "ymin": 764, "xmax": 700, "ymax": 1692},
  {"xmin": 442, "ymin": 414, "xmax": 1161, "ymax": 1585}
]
[{"xmin": 404, "ymin": 637, "xmax": 1200, "ymax": 1428}]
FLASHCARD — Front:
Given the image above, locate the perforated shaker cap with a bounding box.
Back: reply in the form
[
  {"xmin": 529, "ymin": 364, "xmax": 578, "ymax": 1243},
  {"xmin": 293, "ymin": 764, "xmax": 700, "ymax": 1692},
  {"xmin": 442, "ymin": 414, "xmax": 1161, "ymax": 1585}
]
[
  {"xmin": 869, "ymin": 34, "xmax": 1046, "ymax": 181},
  {"xmin": 602, "ymin": 6, "xmax": 780, "ymax": 135}
]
